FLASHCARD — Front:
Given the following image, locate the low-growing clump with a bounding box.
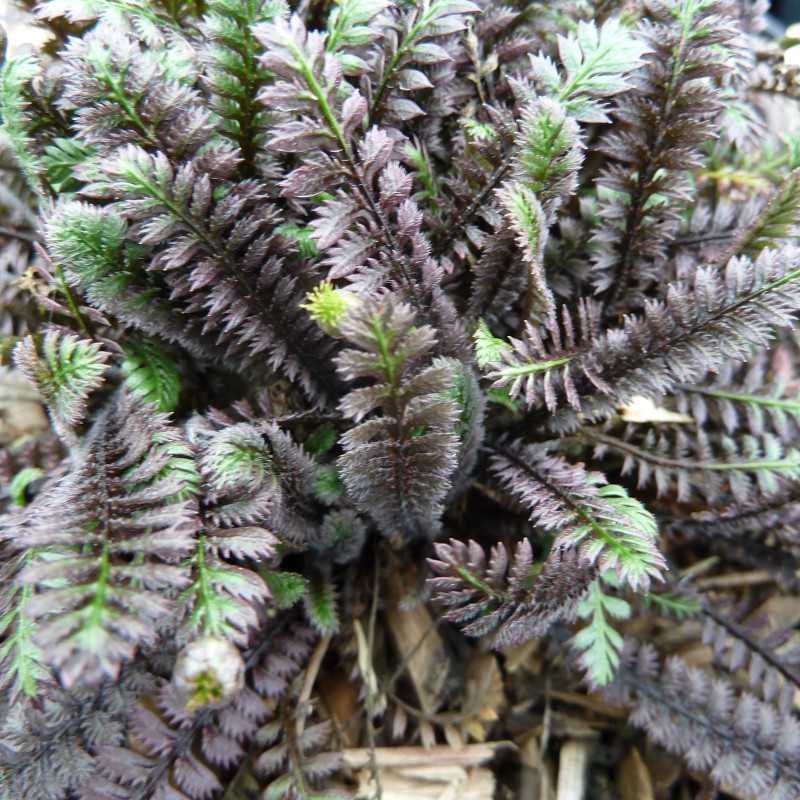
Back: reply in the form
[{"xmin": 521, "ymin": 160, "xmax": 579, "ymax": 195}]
[{"xmin": 2, "ymin": 0, "xmax": 800, "ymax": 797}]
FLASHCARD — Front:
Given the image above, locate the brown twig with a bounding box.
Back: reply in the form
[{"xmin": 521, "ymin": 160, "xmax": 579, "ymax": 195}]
[
  {"xmin": 341, "ymin": 742, "xmax": 513, "ymax": 770},
  {"xmin": 364, "ymin": 557, "xmax": 383, "ymax": 800}
]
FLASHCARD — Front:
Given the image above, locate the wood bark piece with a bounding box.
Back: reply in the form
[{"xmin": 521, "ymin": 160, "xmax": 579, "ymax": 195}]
[
  {"xmin": 384, "ymin": 561, "xmax": 449, "ymax": 714},
  {"xmin": 546, "ymin": 689, "xmax": 628, "ymax": 719},
  {"xmin": 642, "ymin": 744, "xmax": 681, "ymax": 800},
  {"xmin": 617, "ymin": 747, "xmax": 654, "ymax": 800},
  {"xmin": 556, "ymin": 739, "xmax": 592, "ymax": 800},
  {"xmin": 688, "ymin": 772, "xmax": 751, "ymax": 800},
  {"xmin": 696, "ymin": 571, "xmax": 774, "ymax": 589},
  {"xmin": 459, "ymin": 651, "xmax": 504, "ymax": 742},
  {"xmin": 318, "ymin": 668, "xmax": 362, "ymax": 746},
  {"xmin": 519, "ymin": 735, "xmax": 556, "ymax": 800},
  {"xmin": 354, "ymin": 765, "xmax": 495, "ymax": 799},
  {"xmin": 748, "ymin": 594, "xmax": 800, "ymax": 631},
  {"xmin": 342, "ymin": 742, "xmax": 513, "ymax": 770}
]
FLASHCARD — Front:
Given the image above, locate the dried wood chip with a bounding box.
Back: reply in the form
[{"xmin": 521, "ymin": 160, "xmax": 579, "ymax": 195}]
[
  {"xmin": 385, "ymin": 563, "xmax": 449, "ymax": 714},
  {"xmin": 617, "ymin": 747, "xmax": 653, "ymax": 800},
  {"xmin": 556, "ymin": 740, "xmax": 592, "ymax": 800}
]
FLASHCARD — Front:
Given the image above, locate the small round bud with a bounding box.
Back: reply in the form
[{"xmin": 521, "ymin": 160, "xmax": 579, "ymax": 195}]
[
  {"xmin": 300, "ymin": 281, "xmax": 357, "ymax": 336},
  {"xmin": 173, "ymin": 636, "xmax": 245, "ymax": 712}
]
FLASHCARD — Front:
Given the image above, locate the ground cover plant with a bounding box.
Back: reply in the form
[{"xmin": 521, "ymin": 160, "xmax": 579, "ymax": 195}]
[{"xmin": 2, "ymin": 0, "xmax": 800, "ymax": 797}]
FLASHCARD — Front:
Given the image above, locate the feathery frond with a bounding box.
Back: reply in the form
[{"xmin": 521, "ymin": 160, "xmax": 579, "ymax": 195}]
[
  {"xmin": 591, "ymin": 0, "xmax": 739, "ymax": 305},
  {"xmin": 609, "ymin": 641, "xmax": 800, "ymax": 798},
  {"xmin": 0, "ymin": 56, "xmax": 44, "ymax": 195},
  {"xmin": 490, "ymin": 440, "xmax": 665, "ymax": 591},
  {"xmin": 482, "ymin": 248, "xmax": 800, "ymax": 427},
  {"xmin": 14, "ymin": 329, "xmax": 110, "ymax": 437},
  {"xmin": 122, "ymin": 337, "xmax": 182, "ymax": 412},
  {"xmin": 4, "ymin": 1, "xmax": 800, "ymax": 794},
  {"xmin": 336, "ymin": 295, "xmax": 460, "ymax": 539},
  {"xmin": 572, "ymin": 571, "xmax": 630, "ymax": 688},
  {"xmin": 428, "ymin": 535, "xmax": 596, "ymax": 648},
  {"xmin": 529, "ymin": 17, "xmax": 650, "ymax": 124},
  {"xmin": 87, "ymin": 145, "xmax": 337, "ymax": 400},
  {"xmin": 0, "ymin": 391, "xmax": 199, "ymax": 687}
]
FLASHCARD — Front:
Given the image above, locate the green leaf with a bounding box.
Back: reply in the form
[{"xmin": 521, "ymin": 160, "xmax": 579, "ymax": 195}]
[
  {"xmin": 499, "ymin": 184, "xmax": 546, "ymax": 255},
  {"xmin": 42, "ymin": 138, "xmax": 94, "ymax": 194},
  {"xmin": 301, "ymin": 281, "xmax": 355, "ymax": 335},
  {"xmin": 313, "ymin": 464, "xmax": 345, "ymax": 505},
  {"xmin": 203, "ymin": 424, "xmax": 275, "ymax": 494},
  {"xmin": 264, "ymin": 570, "xmax": 307, "ymax": 609},
  {"xmin": 150, "ymin": 431, "xmax": 202, "ymax": 499},
  {"xmin": 276, "ymin": 222, "xmax": 318, "ymax": 257},
  {"xmin": 573, "ymin": 573, "xmax": 631, "ymax": 686},
  {"xmin": 14, "ymin": 330, "xmax": 110, "ymax": 433},
  {"xmin": 434, "ymin": 357, "xmax": 481, "ymax": 441},
  {"xmin": 487, "ymin": 351, "xmax": 573, "ymax": 387},
  {"xmin": 497, "ymin": 182, "xmax": 552, "ymax": 316},
  {"xmin": 181, "ymin": 534, "xmax": 269, "ymax": 641},
  {"xmin": 122, "ymin": 338, "xmax": 181, "ymax": 412},
  {"xmin": 516, "ymin": 98, "xmax": 582, "ymax": 201},
  {"xmin": 486, "ymin": 387, "xmax": 520, "ymax": 413},
  {"xmin": 306, "ymin": 424, "xmax": 338, "ymax": 458},
  {"xmin": 405, "ymin": 140, "xmax": 439, "ymax": 203},
  {"xmin": 263, "ymin": 774, "xmax": 294, "ymax": 800},
  {"xmin": 462, "ymin": 118, "xmax": 497, "ymax": 142},
  {"xmin": 571, "ymin": 484, "xmax": 664, "ymax": 592},
  {"xmin": 304, "ymin": 574, "xmax": 340, "ymax": 635},
  {"xmin": 327, "ymin": 0, "xmax": 389, "ymax": 53},
  {"xmin": 530, "ymin": 18, "xmax": 649, "ymax": 123},
  {"xmin": 0, "ymin": 55, "xmax": 43, "ymax": 195},
  {"xmin": 680, "ymin": 383, "xmax": 800, "ymax": 433},
  {"xmin": 47, "ymin": 202, "xmax": 132, "ymax": 292},
  {"xmin": 0, "ymin": 555, "xmax": 47, "ymax": 698},
  {"xmin": 8, "ymin": 467, "xmax": 44, "ymax": 507},
  {"xmin": 203, "ymin": 0, "xmax": 282, "ymax": 164},
  {"xmin": 742, "ymin": 169, "xmax": 800, "ymax": 255},
  {"xmin": 473, "ymin": 319, "xmax": 511, "ymax": 369},
  {"xmin": 643, "ymin": 591, "xmax": 701, "ymax": 619}
]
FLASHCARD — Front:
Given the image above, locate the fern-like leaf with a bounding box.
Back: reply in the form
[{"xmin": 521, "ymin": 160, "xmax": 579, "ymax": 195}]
[
  {"xmin": 0, "ymin": 56, "xmax": 43, "ymax": 195},
  {"xmin": 428, "ymin": 536, "xmax": 596, "ymax": 648},
  {"xmin": 336, "ymin": 295, "xmax": 460, "ymax": 539},
  {"xmin": 483, "ymin": 248, "xmax": 800, "ymax": 429},
  {"xmin": 572, "ymin": 571, "xmax": 630, "ymax": 687},
  {"xmin": 122, "ymin": 337, "xmax": 182, "ymax": 412},
  {"xmin": 490, "ymin": 440, "xmax": 665, "ymax": 591},
  {"xmin": 529, "ymin": 18, "xmax": 650, "ymax": 123},
  {"xmin": 0, "ymin": 391, "xmax": 199, "ymax": 687},
  {"xmin": 14, "ymin": 328, "xmax": 110, "ymax": 437}
]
